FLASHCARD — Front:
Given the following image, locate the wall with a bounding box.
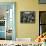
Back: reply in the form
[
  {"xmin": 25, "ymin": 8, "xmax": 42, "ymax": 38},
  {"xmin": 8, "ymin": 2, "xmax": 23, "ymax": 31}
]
[{"xmin": 0, "ymin": 0, "xmax": 45, "ymax": 40}]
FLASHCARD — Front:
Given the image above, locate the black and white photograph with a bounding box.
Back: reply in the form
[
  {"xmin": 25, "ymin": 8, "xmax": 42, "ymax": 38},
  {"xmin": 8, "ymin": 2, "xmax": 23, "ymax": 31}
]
[{"xmin": 20, "ymin": 11, "xmax": 35, "ymax": 23}]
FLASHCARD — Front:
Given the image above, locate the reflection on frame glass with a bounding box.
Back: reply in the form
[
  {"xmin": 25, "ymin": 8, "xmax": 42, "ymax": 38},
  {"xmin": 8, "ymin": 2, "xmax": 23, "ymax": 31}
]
[
  {"xmin": 6, "ymin": 29, "xmax": 12, "ymax": 40},
  {"xmin": 20, "ymin": 11, "xmax": 35, "ymax": 23},
  {"xmin": 0, "ymin": 21, "xmax": 5, "ymax": 32},
  {"xmin": 0, "ymin": 2, "xmax": 16, "ymax": 40},
  {"xmin": 0, "ymin": 21, "xmax": 5, "ymax": 26},
  {"xmin": 0, "ymin": 21, "xmax": 5, "ymax": 40},
  {"xmin": 0, "ymin": 32, "xmax": 5, "ymax": 40}
]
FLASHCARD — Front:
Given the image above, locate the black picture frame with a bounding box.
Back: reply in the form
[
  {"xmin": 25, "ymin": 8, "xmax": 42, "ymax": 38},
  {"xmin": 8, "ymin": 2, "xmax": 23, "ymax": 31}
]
[
  {"xmin": 39, "ymin": 0, "xmax": 46, "ymax": 4},
  {"xmin": 20, "ymin": 11, "xmax": 35, "ymax": 23}
]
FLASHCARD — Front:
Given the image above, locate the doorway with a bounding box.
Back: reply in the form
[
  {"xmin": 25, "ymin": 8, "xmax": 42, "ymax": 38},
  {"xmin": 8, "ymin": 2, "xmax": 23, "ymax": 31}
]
[{"xmin": 39, "ymin": 11, "xmax": 46, "ymax": 35}]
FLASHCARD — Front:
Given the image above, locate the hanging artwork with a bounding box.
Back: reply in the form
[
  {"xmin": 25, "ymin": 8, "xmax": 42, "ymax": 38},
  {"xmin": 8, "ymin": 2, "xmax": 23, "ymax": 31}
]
[
  {"xmin": 0, "ymin": 2, "xmax": 16, "ymax": 40},
  {"xmin": 20, "ymin": 11, "xmax": 35, "ymax": 23}
]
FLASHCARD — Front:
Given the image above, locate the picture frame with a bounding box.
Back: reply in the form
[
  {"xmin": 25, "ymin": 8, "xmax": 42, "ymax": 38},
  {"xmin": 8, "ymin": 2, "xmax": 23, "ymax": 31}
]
[
  {"xmin": 39, "ymin": 0, "xmax": 46, "ymax": 4},
  {"xmin": 0, "ymin": 2, "xmax": 16, "ymax": 40},
  {"xmin": 20, "ymin": 11, "xmax": 35, "ymax": 23}
]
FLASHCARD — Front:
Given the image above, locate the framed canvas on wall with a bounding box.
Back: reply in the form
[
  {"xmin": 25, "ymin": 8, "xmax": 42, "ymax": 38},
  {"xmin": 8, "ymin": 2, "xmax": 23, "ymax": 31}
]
[{"xmin": 20, "ymin": 11, "xmax": 35, "ymax": 23}]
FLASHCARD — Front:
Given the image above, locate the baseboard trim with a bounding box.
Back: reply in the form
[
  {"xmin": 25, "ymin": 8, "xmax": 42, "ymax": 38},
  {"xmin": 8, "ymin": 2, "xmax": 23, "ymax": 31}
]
[{"xmin": 16, "ymin": 38, "xmax": 32, "ymax": 42}]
